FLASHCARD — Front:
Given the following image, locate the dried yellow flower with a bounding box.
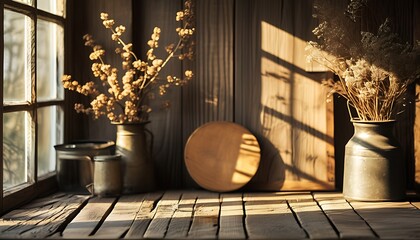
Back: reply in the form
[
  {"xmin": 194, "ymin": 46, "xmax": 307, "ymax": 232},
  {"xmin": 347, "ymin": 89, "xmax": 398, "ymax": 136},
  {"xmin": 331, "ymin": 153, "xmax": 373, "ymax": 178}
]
[{"xmin": 62, "ymin": 0, "xmax": 195, "ymax": 123}]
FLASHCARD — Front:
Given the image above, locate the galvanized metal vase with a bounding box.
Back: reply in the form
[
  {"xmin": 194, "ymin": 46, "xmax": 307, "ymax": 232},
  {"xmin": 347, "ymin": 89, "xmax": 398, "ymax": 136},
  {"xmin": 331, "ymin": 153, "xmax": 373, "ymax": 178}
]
[
  {"xmin": 343, "ymin": 120, "xmax": 405, "ymax": 201},
  {"xmin": 115, "ymin": 122, "xmax": 156, "ymax": 194}
]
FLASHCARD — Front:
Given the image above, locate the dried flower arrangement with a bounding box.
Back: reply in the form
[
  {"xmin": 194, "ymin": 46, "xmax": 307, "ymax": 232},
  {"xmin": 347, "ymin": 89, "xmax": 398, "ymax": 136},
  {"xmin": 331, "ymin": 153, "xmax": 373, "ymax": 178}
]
[
  {"xmin": 62, "ymin": 0, "xmax": 195, "ymax": 123},
  {"xmin": 306, "ymin": 0, "xmax": 420, "ymax": 121}
]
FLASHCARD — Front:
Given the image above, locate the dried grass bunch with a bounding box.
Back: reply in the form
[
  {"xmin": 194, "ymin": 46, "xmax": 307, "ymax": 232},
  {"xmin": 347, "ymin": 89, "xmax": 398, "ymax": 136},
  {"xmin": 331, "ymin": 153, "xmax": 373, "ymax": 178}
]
[
  {"xmin": 306, "ymin": 0, "xmax": 420, "ymax": 121},
  {"xmin": 62, "ymin": 0, "xmax": 195, "ymax": 123}
]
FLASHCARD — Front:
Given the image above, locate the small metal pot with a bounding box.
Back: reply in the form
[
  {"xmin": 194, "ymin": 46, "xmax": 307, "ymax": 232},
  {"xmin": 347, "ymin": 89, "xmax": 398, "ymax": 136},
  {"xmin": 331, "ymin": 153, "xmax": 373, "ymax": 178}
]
[
  {"xmin": 55, "ymin": 141, "xmax": 115, "ymax": 194},
  {"xmin": 87, "ymin": 155, "xmax": 122, "ymax": 197}
]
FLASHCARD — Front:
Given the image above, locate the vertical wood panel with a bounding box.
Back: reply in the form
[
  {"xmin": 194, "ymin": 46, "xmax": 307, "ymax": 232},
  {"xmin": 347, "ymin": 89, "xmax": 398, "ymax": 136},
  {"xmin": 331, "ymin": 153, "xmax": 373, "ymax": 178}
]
[
  {"xmin": 415, "ymin": 83, "xmax": 420, "ymax": 191},
  {"xmin": 71, "ymin": 0, "xmax": 132, "ymax": 142},
  {"xmin": 413, "ymin": 0, "xmax": 420, "ymax": 192},
  {"xmin": 132, "ymin": 0, "xmax": 183, "ymax": 189},
  {"xmin": 235, "ymin": 0, "xmax": 334, "ymax": 190},
  {"xmin": 182, "ymin": 0, "xmax": 234, "ymax": 187},
  {"xmin": 69, "ymin": 0, "xmax": 417, "ymax": 191},
  {"xmin": 361, "ymin": 0, "xmax": 415, "ymax": 190}
]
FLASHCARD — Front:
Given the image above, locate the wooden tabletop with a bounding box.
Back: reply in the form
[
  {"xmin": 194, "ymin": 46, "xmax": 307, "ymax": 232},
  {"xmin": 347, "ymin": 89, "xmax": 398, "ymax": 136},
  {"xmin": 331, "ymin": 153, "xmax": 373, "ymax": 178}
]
[{"xmin": 1, "ymin": 190, "xmax": 420, "ymax": 239}]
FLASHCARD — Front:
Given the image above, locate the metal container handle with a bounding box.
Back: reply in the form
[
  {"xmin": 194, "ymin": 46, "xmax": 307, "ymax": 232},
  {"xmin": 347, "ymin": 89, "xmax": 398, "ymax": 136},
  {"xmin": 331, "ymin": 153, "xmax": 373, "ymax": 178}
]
[
  {"xmin": 145, "ymin": 128, "xmax": 154, "ymax": 155},
  {"xmin": 86, "ymin": 183, "xmax": 94, "ymax": 195}
]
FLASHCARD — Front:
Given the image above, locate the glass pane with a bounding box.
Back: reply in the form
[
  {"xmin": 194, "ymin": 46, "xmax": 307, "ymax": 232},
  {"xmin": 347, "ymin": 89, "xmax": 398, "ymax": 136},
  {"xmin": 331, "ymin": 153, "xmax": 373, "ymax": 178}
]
[
  {"xmin": 38, "ymin": 0, "xmax": 65, "ymax": 16},
  {"xmin": 38, "ymin": 106, "xmax": 64, "ymax": 176},
  {"xmin": 37, "ymin": 20, "xmax": 64, "ymax": 101},
  {"xmin": 13, "ymin": 0, "xmax": 33, "ymax": 6},
  {"xmin": 3, "ymin": 112, "xmax": 32, "ymax": 189},
  {"xmin": 4, "ymin": 10, "xmax": 32, "ymax": 103}
]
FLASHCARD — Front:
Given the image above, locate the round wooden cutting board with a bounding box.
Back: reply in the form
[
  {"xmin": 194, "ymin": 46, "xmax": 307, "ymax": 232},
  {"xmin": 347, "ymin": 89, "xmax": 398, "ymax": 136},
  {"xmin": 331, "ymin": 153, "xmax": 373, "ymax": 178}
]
[{"xmin": 184, "ymin": 121, "xmax": 261, "ymax": 192}]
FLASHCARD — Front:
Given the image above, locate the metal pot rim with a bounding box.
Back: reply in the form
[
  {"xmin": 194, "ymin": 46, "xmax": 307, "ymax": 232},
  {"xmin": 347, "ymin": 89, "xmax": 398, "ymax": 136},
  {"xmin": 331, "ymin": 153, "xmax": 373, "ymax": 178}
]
[
  {"xmin": 93, "ymin": 154, "xmax": 121, "ymax": 161},
  {"xmin": 54, "ymin": 140, "xmax": 115, "ymax": 151}
]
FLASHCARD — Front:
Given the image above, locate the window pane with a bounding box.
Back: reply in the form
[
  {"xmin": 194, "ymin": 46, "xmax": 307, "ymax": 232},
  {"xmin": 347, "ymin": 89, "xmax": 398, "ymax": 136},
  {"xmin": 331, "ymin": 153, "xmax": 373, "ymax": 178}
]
[
  {"xmin": 3, "ymin": 112, "xmax": 33, "ymax": 189},
  {"xmin": 37, "ymin": 20, "xmax": 64, "ymax": 101},
  {"xmin": 38, "ymin": 106, "xmax": 64, "ymax": 176},
  {"xmin": 4, "ymin": 10, "xmax": 31, "ymax": 103},
  {"xmin": 37, "ymin": 0, "xmax": 65, "ymax": 16},
  {"xmin": 12, "ymin": 0, "xmax": 33, "ymax": 6}
]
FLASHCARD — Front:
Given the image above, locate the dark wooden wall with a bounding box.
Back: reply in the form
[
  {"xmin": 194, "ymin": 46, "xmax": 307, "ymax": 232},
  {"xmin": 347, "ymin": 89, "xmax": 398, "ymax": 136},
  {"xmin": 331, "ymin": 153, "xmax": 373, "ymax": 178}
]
[
  {"xmin": 69, "ymin": 0, "xmax": 419, "ymax": 191},
  {"xmin": 414, "ymin": 0, "xmax": 420, "ymax": 192}
]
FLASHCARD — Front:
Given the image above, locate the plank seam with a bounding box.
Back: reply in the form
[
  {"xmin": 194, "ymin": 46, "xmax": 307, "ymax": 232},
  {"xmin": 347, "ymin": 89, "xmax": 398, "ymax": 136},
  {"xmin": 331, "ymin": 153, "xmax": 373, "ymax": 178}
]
[
  {"xmin": 346, "ymin": 200, "xmax": 380, "ymax": 238},
  {"xmin": 215, "ymin": 193, "xmax": 221, "ymax": 237},
  {"xmin": 286, "ymin": 200, "xmax": 309, "ymax": 239},
  {"xmin": 311, "ymin": 192, "xmax": 342, "ymax": 237},
  {"xmin": 410, "ymin": 201, "xmax": 420, "ymax": 210},
  {"xmin": 19, "ymin": 195, "xmax": 90, "ymax": 238},
  {"xmin": 185, "ymin": 195, "xmax": 198, "ymax": 238},
  {"xmin": 241, "ymin": 193, "xmax": 249, "ymax": 239},
  {"xmin": 139, "ymin": 193, "xmax": 164, "ymax": 238},
  {"xmin": 161, "ymin": 192, "xmax": 183, "ymax": 238},
  {"xmin": 89, "ymin": 197, "xmax": 119, "ymax": 236}
]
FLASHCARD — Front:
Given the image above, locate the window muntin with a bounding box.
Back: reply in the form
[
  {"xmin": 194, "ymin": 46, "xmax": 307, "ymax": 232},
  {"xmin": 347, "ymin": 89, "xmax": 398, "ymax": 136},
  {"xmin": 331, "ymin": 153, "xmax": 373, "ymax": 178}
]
[{"xmin": 2, "ymin": 0, "xmax": 66, "ymax": 196}]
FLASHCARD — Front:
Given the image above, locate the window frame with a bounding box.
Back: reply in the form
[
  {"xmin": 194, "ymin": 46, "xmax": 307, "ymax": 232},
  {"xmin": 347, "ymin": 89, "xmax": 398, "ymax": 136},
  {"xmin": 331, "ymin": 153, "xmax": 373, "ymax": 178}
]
[{"xmin": 1, "ymin": 0, "xmax": 68, "ymax": 213}]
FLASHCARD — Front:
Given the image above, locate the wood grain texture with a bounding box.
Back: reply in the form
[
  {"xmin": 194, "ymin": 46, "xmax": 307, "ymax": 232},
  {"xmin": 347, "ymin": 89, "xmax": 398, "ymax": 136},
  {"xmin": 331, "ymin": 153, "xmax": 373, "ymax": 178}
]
[
  {"xmin": 289, "ymin": 194, "xmax": 338, "ymax": 239},
  {"xmin": 184, "ymin": 122, "xmax": 260, "ymax": 192},
  {"xmin": 235, "ymin": 0, "xmax": 334, "ymax": 191},
  {"xmin": 219, "ymin": 193, "xmax": 246, "ymax": 239},
  {"xmin": 359, "ymin": 0, "xmax": 416, "ymax": 190},
  {"xmin": 94, "ymin": 194, "xmax": 144, "ymax": 239},
  {"xmin": 417, "ymin": 84, "xmax": 420, "ymax": 191},
  {"xmin": 62, "ymin": 197, "xmax": 116, "ymax": 238},
  {"xmin": 244, "ymin": 192, "xmax": 307, "ymax": 239},
  {"xmin": 182, "ymin": 0, "xmax": 235, "ymax": 187},
  {"xmin": 125, "ymin": 192, "xmax": 163, "ymax": 239},
  {"xmin": 188, "ymin": 191, "xmax": 220, "ymax": 239},
  {"xmin": 313, "ymin": 192, "xmax": 376, "ymax": 239},
  {"xmin": 350, "ymin": 201, "xmax": 420, "ymax": 239},
  {"xmin": 143, "ymin": 191, "xmax": 181, "ymax": 239},
  {"xmin": 5, "ymin": 190, "xmax": 420, "ymax": 239},
  {"xmin": 71, "ymin": 0, "xmax": 133, "ymax": 142},
  {"xmin": 415, "ymin": 0, "xmax": 420, "ymax": 192},
  {"xmin": 0, "ymin": 194, "xmax": 89, "ymax": 239},
  {"xmin": 165, "ymin": 192, "xmax": 197, "ymax": 239},
  {"xmin": 69, "ymin": 0, "xmax": 419, "ymax": 191},
  {"xmin": 132, "ymin": 0, "xmax": 184, "ymax": 190}
]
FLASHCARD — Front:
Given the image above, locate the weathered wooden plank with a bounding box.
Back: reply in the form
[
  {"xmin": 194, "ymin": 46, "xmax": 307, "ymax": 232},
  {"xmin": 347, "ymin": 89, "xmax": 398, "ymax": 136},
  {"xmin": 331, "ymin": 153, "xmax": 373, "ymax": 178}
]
[
  {"xmin": 0, "ymin": 194, "xmax": 89, "ymax": 239},
  {"xmin": 219, "ymin": 193, "xmax": 246, "ymax": 239},
  {"xmin": 94, "ymin": 194, "xmax": 144, "ymax": 239},
  {"xmin": 411, "ymin": 201, "xmax": 420, "ymax": 210},
  {"xmin": 244, "ymin": 193, "xmax": 307, "ymax": 239},
  {"xmin": 313, "ymin": 192, "xmax": 376, "ymax": 239},
  {"xmin": 165, "ymin": 192, "xmax": 198, "ymax": 239},
  {"xmin": 288, "ymin": 193, "xmax": 337, "ymax": 239},
  {"xmin": 143, "ymin": 191, "xmax": 182, "ymax": 239},
  {"xmin": 351, "ymin": 201, "xmax": 420, "ymax": 239},
  {"xmin": 20, "ymin": 192, "xmax": 70, "ymax": 209},
  {"xmin": 124, "ymin": 192, "xmax": 163, "ymax": 239},
  {"xmin": 62, "ymin": 197, "xmax": 116, "ymax": 238},
  {"xmin": 188, "ymin": 192, "xmax": 220, "ymax": 239}
]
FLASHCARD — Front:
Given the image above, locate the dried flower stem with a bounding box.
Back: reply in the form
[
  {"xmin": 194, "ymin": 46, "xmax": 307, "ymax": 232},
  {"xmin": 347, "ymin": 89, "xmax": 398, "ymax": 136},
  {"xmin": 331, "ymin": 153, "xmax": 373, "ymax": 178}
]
[{"xmin": 62, "ymin": 0, "xmax": 195, "ymax": 123}]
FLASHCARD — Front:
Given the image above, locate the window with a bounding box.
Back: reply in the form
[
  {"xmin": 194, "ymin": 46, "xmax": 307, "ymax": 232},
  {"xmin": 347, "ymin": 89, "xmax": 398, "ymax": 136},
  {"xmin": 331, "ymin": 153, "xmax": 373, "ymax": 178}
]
[{"xmin": 1, "ymin": 0, "xmax": 66, "ymax": 212}]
